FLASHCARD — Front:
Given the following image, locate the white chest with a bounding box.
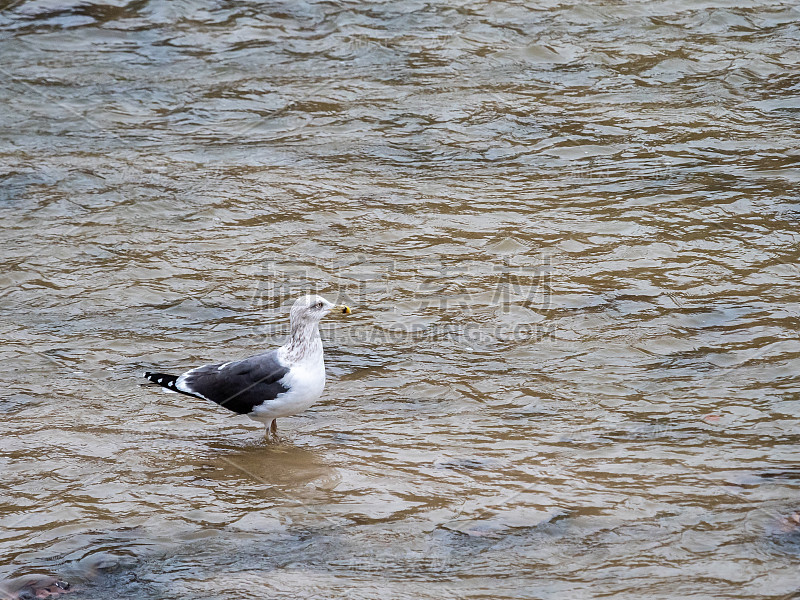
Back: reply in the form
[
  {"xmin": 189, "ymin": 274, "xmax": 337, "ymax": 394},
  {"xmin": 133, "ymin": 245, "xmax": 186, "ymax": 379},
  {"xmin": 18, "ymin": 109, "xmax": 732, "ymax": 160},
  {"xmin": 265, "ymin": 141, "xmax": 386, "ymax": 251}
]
[{"xmin": 251, "ymin": 356, "xmax": 326, "ymax": 422}]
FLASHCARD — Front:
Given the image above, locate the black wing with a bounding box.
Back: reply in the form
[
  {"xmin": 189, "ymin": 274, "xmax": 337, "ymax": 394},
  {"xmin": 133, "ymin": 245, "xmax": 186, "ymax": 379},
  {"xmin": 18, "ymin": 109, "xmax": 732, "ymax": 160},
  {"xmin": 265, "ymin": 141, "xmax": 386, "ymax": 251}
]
[{"xmin": 176, "ymin": 350, "xmax": 290, "ymax": 415}]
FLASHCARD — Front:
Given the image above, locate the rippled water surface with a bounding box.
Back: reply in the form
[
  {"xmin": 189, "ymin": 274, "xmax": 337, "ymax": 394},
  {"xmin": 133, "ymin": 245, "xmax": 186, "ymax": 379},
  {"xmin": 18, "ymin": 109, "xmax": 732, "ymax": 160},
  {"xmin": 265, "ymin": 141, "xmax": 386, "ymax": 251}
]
[{"xmin": 2, "ymin": 0, "xmax": 800, "ymax": 598}]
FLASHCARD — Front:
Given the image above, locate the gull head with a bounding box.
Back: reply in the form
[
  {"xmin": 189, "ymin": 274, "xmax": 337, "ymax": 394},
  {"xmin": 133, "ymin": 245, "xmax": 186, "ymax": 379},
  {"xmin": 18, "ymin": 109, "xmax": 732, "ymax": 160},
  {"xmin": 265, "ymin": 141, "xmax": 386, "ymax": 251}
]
[{"xmin": 290, "ymin": 294, "xmax": 351, "ymax": 327}]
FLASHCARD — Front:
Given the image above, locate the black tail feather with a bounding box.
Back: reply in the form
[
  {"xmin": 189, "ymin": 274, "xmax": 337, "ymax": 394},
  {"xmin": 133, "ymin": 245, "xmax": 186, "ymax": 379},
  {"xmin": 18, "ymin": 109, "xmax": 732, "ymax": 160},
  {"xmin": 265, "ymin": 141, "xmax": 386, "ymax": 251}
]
[
  {"xmin": 143, "ymin": 371, "xmax": 181, "ymax": 392},
  {"xmin": 144, "ymin": 371, "xmax": 208, "ymax": 401}
]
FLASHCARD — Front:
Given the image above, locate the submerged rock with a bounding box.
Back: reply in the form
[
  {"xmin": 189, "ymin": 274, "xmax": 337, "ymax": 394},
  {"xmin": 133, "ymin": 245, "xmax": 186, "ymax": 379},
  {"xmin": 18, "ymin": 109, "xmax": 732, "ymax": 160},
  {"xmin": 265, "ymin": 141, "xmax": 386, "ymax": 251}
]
[
  {"xmin": 441, "ymin": 508, "xmax": 567, "ymax": 538},
  {"xmin": 0, "ymin": 576, "xmax": 73, "ymax": 600}
]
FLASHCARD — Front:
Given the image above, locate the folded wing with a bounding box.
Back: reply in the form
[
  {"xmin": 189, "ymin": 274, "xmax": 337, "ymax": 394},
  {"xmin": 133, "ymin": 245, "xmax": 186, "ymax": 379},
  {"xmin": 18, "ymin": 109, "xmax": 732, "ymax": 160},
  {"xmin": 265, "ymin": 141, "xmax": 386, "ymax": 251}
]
[{"xmin": 176, "ymin": 350, "xmax": 290, "ymax": 415}]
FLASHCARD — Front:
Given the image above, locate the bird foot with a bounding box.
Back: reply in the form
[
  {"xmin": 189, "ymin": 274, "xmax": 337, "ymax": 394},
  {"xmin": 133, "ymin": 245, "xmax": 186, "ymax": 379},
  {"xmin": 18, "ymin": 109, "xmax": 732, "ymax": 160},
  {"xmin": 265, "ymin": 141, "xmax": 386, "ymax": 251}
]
[{"xmin": 263, "ymin": 420, "xmax": 282, "ymax": 444}]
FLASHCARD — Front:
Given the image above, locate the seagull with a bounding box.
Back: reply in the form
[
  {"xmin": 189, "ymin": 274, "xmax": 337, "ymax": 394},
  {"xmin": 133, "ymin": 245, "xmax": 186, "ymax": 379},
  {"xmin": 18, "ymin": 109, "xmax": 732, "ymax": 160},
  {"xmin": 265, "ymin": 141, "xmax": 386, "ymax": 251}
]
[{"xmin": 144, "ymin": 295, "xmax": 351, "ymax": 439}]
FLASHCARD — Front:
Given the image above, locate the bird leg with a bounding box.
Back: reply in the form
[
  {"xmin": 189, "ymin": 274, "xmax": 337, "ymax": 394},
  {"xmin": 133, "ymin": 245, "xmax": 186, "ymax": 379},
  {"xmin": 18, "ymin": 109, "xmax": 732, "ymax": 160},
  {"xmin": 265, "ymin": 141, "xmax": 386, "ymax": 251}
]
[{"xmin": 265, "ymin": 419, "xmax": 278, "ymax": 442}]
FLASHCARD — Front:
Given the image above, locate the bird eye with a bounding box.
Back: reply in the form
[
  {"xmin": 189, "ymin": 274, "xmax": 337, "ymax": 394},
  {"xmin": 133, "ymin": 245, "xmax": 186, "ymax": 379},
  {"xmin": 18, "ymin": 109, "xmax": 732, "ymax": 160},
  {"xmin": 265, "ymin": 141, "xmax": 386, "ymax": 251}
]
[{"xmin": 316, "ymin": 302, "xmax": 323, "ymax": 309}]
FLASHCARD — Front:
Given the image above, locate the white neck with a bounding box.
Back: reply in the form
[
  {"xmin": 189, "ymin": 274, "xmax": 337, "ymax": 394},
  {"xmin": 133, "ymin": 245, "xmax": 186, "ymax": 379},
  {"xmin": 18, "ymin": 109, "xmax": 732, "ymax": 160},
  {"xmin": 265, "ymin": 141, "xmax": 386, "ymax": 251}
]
[{"xmin": 283, "ymin": 320, "xmax": 323, "ymax": 364}]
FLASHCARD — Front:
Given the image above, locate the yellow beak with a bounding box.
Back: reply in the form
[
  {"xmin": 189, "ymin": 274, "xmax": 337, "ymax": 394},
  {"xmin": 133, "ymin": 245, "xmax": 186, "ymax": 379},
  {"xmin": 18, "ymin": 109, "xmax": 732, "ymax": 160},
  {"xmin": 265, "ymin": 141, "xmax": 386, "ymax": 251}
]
[{"xmin": 332, "ymin": 304, "xmax": 352, "ymax": 315}]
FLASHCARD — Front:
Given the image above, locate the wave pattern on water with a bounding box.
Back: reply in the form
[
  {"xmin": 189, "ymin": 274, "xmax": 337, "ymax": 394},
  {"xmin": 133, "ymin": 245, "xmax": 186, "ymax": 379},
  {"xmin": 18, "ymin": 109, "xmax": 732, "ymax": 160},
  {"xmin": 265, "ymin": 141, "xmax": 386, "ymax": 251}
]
[{"xmin": 1, "ymin": 0, "xmax": 799, "ymax": 598}]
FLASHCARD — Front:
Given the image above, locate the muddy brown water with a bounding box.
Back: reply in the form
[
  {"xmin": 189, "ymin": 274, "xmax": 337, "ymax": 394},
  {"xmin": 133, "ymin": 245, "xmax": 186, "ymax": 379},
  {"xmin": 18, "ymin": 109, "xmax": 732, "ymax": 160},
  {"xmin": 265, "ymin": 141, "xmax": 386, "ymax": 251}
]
[{"xmin": 1, "ymin": 1, "xmax": 800, "ymax": 598}]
